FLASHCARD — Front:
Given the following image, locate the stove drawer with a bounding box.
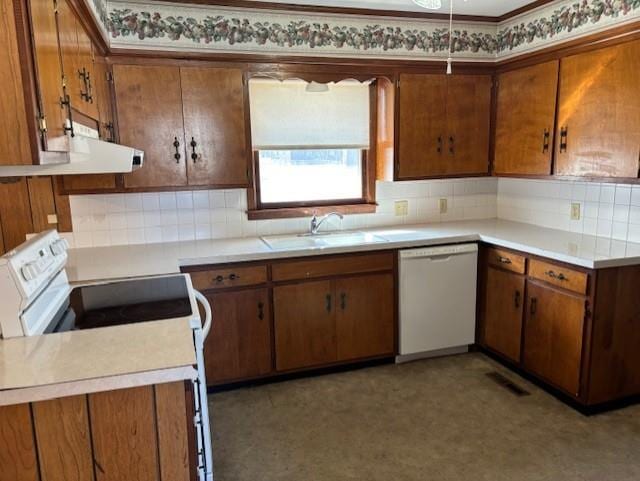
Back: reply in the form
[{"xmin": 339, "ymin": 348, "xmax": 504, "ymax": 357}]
[{"xmin": 189, "ymin": 265, "xmax": 268, "ymax": 291}]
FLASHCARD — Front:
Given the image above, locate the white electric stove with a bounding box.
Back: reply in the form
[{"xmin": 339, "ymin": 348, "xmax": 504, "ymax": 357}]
[{"xmin": 0, "ymin": 230, "xmax": 214, "ymax": 481}]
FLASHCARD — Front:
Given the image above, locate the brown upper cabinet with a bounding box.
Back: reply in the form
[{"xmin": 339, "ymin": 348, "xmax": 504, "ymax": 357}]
[
  {"xmin": 494, "ymin": 61, "xmax": 559, "ymax": 176},
  {"xmin": 555, "ymin": 40, "xmax": 640, "ymax": 178},
  {"xmin": 113, "ymin": 64, "xmax": 249, "ymax": 190},
  {"xmin": 396, "ymin": 73, "xmax": 491, "ymax": 179},
  {"xmin": 56, "ymin": 0, "xmax": 99, "ymax": 121}
]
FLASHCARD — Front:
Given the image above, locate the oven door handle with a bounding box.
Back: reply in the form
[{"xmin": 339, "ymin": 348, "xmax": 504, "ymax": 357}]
[{"xmin": 193, "ymin": 289, "xmax": 212, "ymax": 340}]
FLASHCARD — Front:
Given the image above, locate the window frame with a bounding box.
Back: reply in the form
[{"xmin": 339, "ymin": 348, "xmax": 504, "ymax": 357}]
[{"xmin": 246, "ymin": 72, "xmax": 378, "ymax": 220}]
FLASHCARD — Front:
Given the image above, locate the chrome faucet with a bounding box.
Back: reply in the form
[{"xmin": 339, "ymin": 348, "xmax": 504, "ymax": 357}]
[{"xmin": 310, "ymin": 212, "xmax": 344, "ymax": 235}]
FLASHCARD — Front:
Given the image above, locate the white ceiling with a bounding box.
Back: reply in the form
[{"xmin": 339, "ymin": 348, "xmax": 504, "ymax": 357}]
[{"xmin": 245, "ymin": 0, "xmax": 538, "ymax": 17}]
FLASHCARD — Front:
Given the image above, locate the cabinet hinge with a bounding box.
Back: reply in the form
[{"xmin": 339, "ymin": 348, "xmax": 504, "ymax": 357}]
[
  {"xmin": 38, "ymin": 115, "xmax": 47, "ymax": 134},
  {"xmin": 106, "ymin": 71, "xmax": 113, "ymax": 83},
  {"xmin": 61, "ymin": 74, "xmax": 67, "ymax": 89},
  {"xmin": 585, "ymin": 300, "xmax": 591, "ymax": 319},
  {"xmin": 53, "ymin": 0, "xmax": 58, "ymax": 13}
]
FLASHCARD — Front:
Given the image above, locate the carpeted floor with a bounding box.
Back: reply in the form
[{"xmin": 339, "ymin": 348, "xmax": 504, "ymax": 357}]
[{"xmin": 209, "ymin": 353, "xmax": 640, "ymax": 481}]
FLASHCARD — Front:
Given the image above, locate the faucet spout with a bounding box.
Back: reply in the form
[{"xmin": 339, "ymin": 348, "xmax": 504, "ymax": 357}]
[{"xmin": 310, "ymin": 212, "xmax": 344, "ymax": 235}]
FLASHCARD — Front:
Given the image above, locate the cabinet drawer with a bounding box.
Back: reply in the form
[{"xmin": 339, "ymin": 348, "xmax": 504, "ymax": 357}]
[
  {"xmin": 486, "ymin": 247, "xmax": 526, "ymax": 274},
  {"xmin": 272, "ymin": 252, "xmax": 394, "ymax": 282},
  {"xmin": 528, "ymin": 260, "xmax": 588, "ymax": 295},
  {"xmin": 189, "ymin": 265, "xmax": 268, "ymax": 291}
]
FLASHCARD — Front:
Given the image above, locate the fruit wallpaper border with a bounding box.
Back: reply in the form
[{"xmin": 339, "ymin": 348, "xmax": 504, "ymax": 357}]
[{"xmin": 86, "ymin": 0, "xmax": 640, "ymax": 60}]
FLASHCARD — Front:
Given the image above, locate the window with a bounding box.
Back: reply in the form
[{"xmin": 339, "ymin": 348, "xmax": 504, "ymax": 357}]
[
  {"xmin": 258, "ymin": 149, "xmax": 364, "ymax": 206},
  {"xmin": 248, "ymin": 77, "xmax": 376, "ymax": 217}
]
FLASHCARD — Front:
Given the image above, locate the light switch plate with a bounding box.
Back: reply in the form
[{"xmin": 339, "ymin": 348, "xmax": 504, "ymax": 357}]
[
  {"xmin": 395, "ymin": 200, "xmax": 409, "ymax": 217},
  {"xmin": 570, "ymin": 203, "xmax": 581, "ymax": 221},
  {"xmin": 439, "ymin": 198, "xmax": 448, "ymax": 214}
]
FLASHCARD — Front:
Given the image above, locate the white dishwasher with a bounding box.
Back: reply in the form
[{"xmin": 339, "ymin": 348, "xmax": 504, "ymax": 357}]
[{"xmin": 398, "ymin": 244, "xmax": 478, "ymax": 362}]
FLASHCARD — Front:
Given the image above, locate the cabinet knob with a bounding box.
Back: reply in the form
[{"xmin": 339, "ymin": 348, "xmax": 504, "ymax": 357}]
[
  {"xmin": 340, "ymin": 293, "xmax": 347, "ymax": 310},
  {"xmin": 173, "ymin": 137, "xmax": 181, "ymax": 163},
  {"xmin": 530, "ymin": 298, "xmax": 538, "ymax": 316},
  {"xmin": 514, "ymin": 290, "xmax": 521, "ymax": 309}
]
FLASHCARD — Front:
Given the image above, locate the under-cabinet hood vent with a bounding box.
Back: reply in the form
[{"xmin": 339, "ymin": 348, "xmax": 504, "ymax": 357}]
[{"xmin": 0, "ymin": 122, "xmax": 144, "ymax": 177}]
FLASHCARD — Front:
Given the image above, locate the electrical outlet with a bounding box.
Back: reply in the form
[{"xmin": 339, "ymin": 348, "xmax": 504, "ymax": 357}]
[
  {"xmin": 394, "ymin": 200, "xmax": 409, "ymax": 217},
  {"xmin": 439, "ymin": 198, "xmax": 448, "ymax": 214},
  {"xmin": 570, "ymin": 203, "xmax": 581, "ymax": 221}
]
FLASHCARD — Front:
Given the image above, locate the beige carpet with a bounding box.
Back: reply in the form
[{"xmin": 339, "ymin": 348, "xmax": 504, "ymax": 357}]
[{"xmin": 209, "ymin": 353, "xmax": 640, "ymax": 481}]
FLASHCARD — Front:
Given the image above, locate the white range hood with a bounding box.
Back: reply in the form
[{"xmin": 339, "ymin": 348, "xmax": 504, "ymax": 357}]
[{"xmin": 0, "ymin": 122, "xmax": 144, "ymax": 177}]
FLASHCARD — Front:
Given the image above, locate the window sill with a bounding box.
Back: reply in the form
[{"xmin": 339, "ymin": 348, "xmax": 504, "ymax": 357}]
[{"xmin": 247, "ymin": 203, "xmax": 377, "ymax": 220}]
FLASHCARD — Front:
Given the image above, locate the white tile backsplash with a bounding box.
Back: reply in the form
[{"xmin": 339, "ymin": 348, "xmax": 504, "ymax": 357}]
[
  {"xmin": 67, "ymin": 179, "xmax": 498, "ymax": 247},
  {"xmin": 498, "ymin": 178, "xmax": 640, "ymax": 243}
]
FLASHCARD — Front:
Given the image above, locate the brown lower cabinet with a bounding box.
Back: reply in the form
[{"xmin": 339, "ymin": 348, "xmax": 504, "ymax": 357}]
[
  {"xmin": 185, "ymin": 251, "xmax": 397, "ymax": 386},
  {"xmin": 480, "ymin": 244, "xmax": 640, "ymax": 407},
  {"xmin": 0, "ymin": 382, "xmax": 195, "ymax": 481}
]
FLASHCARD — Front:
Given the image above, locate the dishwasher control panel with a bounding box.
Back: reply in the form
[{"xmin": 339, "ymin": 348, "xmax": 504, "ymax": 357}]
[{"xmin": 400, "ymin": 243, "xmax": 478, "ymax": 259}]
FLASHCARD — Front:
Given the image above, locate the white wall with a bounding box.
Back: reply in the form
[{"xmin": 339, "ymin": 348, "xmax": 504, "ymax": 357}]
[
  {"xmin": 497, "ymin": 178, "xmax": 640, "ymax": 243},
  {"xmin": 67, "ymin": 178, "xmax": 498, "ymax": 248}
]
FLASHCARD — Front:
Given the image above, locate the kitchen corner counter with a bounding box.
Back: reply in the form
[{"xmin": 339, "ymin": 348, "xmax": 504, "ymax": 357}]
[
  {"xmin": 0, "ymin": 318, "xmax": 197, "ymax": 406},
  {"xmin": 66, "ymin": 219, "xmax": 640, "ymax": 284}
]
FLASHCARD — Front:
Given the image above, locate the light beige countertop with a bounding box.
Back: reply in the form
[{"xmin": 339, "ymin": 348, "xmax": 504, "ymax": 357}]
[
  {"xmin": 0, "ymin": 318, "xmax": 197, "ymax": 405},
  {"xmin": 67, "ymin": 219, "xmax": 640, "ymax": 283}
]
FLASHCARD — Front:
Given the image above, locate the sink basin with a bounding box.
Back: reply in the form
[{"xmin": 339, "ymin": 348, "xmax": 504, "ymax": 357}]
[{"xmin": 261, "ymin": 231, "xmax": 387, "ymax": 251}]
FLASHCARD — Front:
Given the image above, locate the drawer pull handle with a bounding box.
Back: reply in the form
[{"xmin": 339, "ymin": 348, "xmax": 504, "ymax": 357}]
[
  {"xmin": 545, "ymin": 270, "xmax": 567, "ymax": 281},
  {"xmin": 498, "ymin": 256, "xmax": 512, "ymax": 264},
  {"xmin": 214, "ymin": 274, "xmax": 240, "ymax": 283}
]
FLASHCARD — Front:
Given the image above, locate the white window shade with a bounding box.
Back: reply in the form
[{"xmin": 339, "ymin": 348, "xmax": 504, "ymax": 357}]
[{"xmin": 249, "ymin": 78, "xmax": 371, "ymax": 150}]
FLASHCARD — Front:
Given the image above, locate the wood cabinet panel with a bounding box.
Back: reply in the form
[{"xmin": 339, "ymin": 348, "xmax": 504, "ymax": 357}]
[
  {"xmin": 482, "ymin": 266, "xmax": 525, "ymax": 362},
  {"xmin": 529, "ymin": 259, "xmax": 588, "ymax": 295},
  {"xmin": 181, "ymin": 67, "xmax": 249, "ymax": 187},
  {"xmin": 190, "ymin": 265, "xmax": 268, "ymax": 291},
  {"xmin": 272, "ymin": 252, "xmax": 394, "ymax": 282},
  {"xmin": 0, "ymin": 178, "xmax": 34, "ymax": 251},
  {"xmin": 486, "ymin": 247, "xmax": 526, "ymax": 274},
  {"xmin": 28, "ymin": 0, "xmax": 69, "ymax": 152},
  {"xmin": 27, "ymin": 176, "xmax": 57, "ymax": 232},
  {"xmin": 523, "ymin": 282, "xmax": 585, "ymax": 396},
  {"xmin": 397, "ymin": 74, "xmax": 447, "ymax": 179},
  {"xmin": 335, "ymin": 273, "xmax": 394, "ymax": 361},
  {"xmin": 89, "ymin": 386, "xmax": 159, "ymax": 481},
  {"xmin": 555, "ymin": 41, "xmax": 640, "ymax": 178},
  {"xmin": 274, "ymin": 280, "xmax": 337, "ymax": 371},
  {"xmin": 56, "ymin": 0, "xmax": 83, "ymax": 113},
  {"xmin": 204, "ymin": 288, "xmax": 273, "ymax": 384},
  {"xmin": 113, "ymin": 64, "xmax": 187, "ymax": 189},
  {"xmin": 445, "ymin": 75, "xmax": 491, "ymax": 175},
  {"xmin": 0, "ymin": 404, "xmax": 39, "ymax": 481},
  {"xmin": 0, "ymin": 0, "xmax": 32, "ymax": 165},
  {"xmin": 494, "ymin": 61, "xmax": 558, "ymax": 175},
  {"xmin": 32, "ymin": 395, "xmax": 94, "ymax": 481},
  {"xmin": 155, "ymin": 382, "xmax": 191, "ymax": 481},
  {"xmin": 74, "ymin": 22, "xmax": 99, "ymax": 119}
]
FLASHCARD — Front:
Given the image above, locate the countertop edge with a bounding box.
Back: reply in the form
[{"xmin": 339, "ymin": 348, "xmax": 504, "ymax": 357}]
[{"xmin": 0, "ymin": 365, "xmax": 197, "ymax": 407}]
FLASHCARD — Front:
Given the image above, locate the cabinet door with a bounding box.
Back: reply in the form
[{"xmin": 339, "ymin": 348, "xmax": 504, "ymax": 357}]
[
  {"xmin": 203, "ymin": 288, "xmax": 272, "ymax": 385},
  {"xmin": 113, "ymin": 64, "xmax": 188, "ymax": 189},
  {"xmin": 0, "ymin": 0, "xmax": 33, "ymax": 165},
  {"xmin": 181, "ymin": 67, "xmax": 249, "ymax": 187},
  {"xmin": 74, "ymin": 23, "xmax": 99, "ymax": 120},
  {"xmin": 555, "ymin": 41, "xmax": 640, "ymax": 178},
  {"xmin": 494, "ymin": 61, "xmax": 558, "ymax": 175},
  {"xmin": 446, "ymin": 75, "xmax": 491, "ymax": 175},
  {"xmin": 335, "ymin": 273, "xmax": 395, "ymax": 361},
  {"xmin": 56, "ymin": 0, "xmax": 84, "ymax": 114},
  {"xmin": 523, "ymin": 281, "xmax": 586, "ymax": 396},
  {"xmin": 482, "ymin": 266, "xmax": 525, "ymax": 362},
  {"xmin": 28, "ymin": 0, "xmax": 69, "ymax": 152},
  {"xmin": 274, "ymin": 280, "xmax": 337, "ymax": 371},
  {"xmin": 61, "ymin": 53, "xmax": 118, "ymax": 193},
  {"xmin": 397, "ymin": 74, "xmax": 447, "ymax": 179}
]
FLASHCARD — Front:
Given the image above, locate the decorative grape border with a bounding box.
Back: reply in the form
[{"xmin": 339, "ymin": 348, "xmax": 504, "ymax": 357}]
[{"xmin": 92, "ymin": 0, "xmax": 640, "ymax": 57}]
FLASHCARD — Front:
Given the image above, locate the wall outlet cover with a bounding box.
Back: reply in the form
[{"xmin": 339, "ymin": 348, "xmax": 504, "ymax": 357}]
[
  {"xmin": 395, "ymin": 200, "xmax": 409, "ymax": 217},
  {"xmin": 439, "ymin": 198, "xmax": 448, "ymax": 214},
  {"xmin": 570, "ymin": 203, "xmax": 581, "ymax": 221}
]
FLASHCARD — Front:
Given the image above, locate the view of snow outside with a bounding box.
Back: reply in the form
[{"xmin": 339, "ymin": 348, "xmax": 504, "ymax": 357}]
[{"xmin": 259, "ymin": 149, "xmax": 363, "ymax": 204}]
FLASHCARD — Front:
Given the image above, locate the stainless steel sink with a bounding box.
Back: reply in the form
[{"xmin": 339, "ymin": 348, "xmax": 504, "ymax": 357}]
[{"xmin": 261, "ymin": 231, "xmax": 387, "ymax": 251}]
